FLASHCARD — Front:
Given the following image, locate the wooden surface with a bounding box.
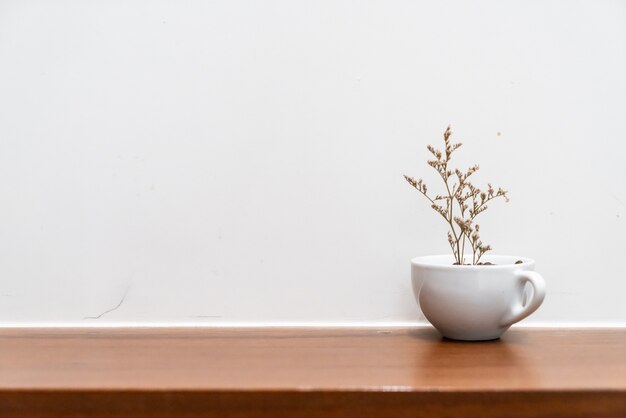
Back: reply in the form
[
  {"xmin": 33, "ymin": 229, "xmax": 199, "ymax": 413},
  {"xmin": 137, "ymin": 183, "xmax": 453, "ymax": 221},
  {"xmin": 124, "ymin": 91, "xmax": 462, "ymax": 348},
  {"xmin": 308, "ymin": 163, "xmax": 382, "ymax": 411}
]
[{"xmin": 0, "ymin": 327, "xmax": 625, "ymax": 417}]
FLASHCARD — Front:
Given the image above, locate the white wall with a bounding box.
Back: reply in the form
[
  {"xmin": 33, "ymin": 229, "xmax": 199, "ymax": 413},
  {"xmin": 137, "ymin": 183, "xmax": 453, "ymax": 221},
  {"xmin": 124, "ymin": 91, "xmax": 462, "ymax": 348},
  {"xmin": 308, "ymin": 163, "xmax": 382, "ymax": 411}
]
[{"xmin": 0, "ymin": 0, "xmax": 624, "ymax": 326}]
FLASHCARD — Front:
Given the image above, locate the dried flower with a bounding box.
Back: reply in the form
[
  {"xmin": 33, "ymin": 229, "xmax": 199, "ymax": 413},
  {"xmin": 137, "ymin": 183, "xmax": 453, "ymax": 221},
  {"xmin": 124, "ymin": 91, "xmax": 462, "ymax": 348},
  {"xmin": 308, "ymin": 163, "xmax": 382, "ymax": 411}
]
[{"xmin": 403, "ymin": 126, "xmax": 509, "ymax": 265}]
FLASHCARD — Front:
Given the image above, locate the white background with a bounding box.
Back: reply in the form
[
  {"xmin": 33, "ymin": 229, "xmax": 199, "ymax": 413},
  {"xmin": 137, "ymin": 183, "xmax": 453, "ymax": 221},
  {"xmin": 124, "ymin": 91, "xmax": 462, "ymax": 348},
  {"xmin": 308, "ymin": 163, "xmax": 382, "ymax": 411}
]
[{"xmin": 0, "ymin": 0, "xmax": 624, "ymax": 325}]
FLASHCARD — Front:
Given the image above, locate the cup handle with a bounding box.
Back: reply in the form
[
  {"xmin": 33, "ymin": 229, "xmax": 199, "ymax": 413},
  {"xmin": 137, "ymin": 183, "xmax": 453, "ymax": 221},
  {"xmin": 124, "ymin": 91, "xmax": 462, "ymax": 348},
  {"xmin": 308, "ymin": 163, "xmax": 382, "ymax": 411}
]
[{"xmin": 500, "ymin": 271, "xmax": 546, "ymax": 327}]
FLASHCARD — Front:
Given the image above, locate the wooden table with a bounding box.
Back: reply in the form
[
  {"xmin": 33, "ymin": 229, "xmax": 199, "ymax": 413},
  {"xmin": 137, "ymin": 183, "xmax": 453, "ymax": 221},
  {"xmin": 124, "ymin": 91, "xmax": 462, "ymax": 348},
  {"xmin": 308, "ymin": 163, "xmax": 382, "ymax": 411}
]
[{"xmin": 0, "ymin": 328, "xmax": 624, "ymax": 417}]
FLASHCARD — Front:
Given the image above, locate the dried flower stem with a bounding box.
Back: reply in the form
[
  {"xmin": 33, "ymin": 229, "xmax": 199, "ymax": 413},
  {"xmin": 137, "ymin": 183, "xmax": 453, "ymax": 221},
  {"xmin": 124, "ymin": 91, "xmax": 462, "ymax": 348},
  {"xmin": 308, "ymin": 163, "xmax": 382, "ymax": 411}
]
[{"xmin": 404, "ymin": 126, "xmax": 508, "ymax": 265}]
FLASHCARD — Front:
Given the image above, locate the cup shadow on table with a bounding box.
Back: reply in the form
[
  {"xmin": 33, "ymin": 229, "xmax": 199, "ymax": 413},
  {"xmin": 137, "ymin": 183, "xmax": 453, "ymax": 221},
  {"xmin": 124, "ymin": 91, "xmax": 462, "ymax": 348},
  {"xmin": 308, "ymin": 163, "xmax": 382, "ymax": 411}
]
[
  {"xmin": 407, "ymin": 327, "xmax": 528, "ymax": 344},
  {"xmin": 406, "ymin": 327, "xmax": 538, "ymax": 387}
]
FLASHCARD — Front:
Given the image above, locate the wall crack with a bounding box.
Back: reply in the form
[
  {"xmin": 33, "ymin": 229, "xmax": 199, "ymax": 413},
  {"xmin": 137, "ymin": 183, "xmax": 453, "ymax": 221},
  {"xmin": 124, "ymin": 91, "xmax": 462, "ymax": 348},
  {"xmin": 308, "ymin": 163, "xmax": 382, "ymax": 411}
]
[{"xmin": 84, "ymin": 286, "xmax": 130, "ymax": 320}]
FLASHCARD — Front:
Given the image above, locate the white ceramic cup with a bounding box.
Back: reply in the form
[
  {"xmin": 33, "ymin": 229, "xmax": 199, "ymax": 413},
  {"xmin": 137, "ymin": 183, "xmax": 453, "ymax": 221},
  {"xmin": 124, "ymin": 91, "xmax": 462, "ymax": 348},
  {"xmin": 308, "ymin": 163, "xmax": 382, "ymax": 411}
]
[{"xmin": 411, "ymin": 255, "xmax": 546, "ymax": 341}]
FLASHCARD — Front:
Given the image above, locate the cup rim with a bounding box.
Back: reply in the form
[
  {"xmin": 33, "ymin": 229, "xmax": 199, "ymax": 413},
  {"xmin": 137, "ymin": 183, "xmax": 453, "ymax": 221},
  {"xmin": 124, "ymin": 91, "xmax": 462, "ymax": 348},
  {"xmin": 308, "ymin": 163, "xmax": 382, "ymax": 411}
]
[{"xmin": 411, "ymin": 254, "xmax": 535, "ymax": 270}]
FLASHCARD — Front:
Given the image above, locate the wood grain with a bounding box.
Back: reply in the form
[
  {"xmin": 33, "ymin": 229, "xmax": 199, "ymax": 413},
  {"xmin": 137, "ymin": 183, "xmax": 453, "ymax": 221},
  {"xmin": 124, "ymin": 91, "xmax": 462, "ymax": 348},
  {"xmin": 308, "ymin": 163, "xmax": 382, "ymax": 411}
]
[{"xmin": 0, "ymin": 327, "xmax": 624, "ymax": 417}]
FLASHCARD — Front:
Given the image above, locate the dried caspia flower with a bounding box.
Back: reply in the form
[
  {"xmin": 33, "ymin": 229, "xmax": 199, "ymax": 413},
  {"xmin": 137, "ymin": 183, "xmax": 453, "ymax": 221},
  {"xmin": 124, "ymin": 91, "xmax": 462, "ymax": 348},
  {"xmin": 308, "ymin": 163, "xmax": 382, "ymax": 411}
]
[{"xmin": 403, "ymin": 125, "xmax": 509, "ymax": 264}]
